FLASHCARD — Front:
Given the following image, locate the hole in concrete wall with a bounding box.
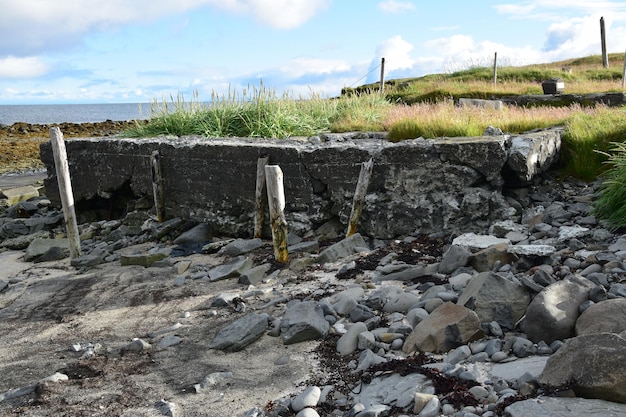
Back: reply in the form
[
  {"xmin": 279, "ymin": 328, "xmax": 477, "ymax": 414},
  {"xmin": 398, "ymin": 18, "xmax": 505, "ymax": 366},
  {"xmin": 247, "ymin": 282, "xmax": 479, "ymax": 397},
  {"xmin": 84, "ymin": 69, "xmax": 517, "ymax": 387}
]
[{"xmin": 76, "ymin": 180, "xmax": 137, "ymax": 222}]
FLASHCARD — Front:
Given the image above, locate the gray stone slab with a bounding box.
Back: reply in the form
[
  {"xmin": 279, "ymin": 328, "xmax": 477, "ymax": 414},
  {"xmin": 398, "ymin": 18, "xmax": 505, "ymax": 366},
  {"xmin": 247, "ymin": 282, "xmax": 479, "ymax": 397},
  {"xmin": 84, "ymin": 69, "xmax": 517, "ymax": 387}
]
[
  {"xmin": 504, "ymin": 396, "xmax": 626, "ymax": 417},
  {"xmin": 490, "ymin": 356, "xmax": 549, "ymax": 382}
]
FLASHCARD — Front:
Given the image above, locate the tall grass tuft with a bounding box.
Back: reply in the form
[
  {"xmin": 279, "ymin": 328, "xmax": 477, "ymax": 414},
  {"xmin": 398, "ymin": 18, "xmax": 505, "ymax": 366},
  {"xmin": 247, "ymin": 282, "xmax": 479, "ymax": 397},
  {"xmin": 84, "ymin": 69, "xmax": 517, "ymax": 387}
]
[
  {"xmin": 594, "ymin": 141, "xmax": 626, "ymax": 230},
  {"xmin": 125, "ymin": 85, "xmax": 390, "ymax": 139},
  {"xmin": 560, "ymin": 106, "xmax": 626, "ymax": 181}
]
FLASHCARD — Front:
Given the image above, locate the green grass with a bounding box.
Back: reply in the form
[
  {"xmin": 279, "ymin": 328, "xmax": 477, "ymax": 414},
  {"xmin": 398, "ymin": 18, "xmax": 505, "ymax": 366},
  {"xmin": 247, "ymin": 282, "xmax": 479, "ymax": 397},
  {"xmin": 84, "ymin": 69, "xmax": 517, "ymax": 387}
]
[
  {"xmin": 560, "ymin": 106, "xmax": 626, "ymax": 181},
  {"xmin": 594, "ymin": 141, "xmax": 626, "ymax": 230},
  {"xmin": 126, "ymin": 84, "xmax": 390, "ymax": 139}
]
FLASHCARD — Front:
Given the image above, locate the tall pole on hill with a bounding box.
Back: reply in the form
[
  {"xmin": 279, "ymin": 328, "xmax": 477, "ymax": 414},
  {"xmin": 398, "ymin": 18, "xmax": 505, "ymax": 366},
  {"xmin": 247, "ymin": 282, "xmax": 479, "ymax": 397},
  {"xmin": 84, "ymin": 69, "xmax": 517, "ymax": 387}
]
[
  {"xmin": 379, "ymin": 57, "xmax": 385, "ymax": 94},
  {"xmin": 492, "ymin": 52, "xmax": 498, "ymax": 85},
  {"xmin": 601, "ymin": 17, "xmax": 609, "ymax": 68}
]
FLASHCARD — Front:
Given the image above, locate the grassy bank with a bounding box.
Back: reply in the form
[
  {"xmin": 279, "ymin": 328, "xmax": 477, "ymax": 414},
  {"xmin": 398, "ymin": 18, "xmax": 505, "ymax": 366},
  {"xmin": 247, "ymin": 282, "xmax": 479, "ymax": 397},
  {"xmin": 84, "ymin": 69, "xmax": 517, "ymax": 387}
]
[{"xmin": 124, "ymin": 54, "xmax": 626, "ymax": 227}]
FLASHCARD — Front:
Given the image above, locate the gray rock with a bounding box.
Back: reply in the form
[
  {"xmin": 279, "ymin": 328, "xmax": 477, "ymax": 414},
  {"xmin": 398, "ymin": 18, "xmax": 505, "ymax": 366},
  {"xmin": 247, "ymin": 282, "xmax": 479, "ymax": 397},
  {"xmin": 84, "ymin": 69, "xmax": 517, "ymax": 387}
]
[
  {"xmin": 374, "ymin": 263, "xmax": 439, "ymax": 282},
  {"xmin": 289, "ymin": 240, "xmax": 320, "ymax": 254},
  {"xmin": 121, "ymin": 338, "xmax": 152, "ymax": 353},
  {"xmin": 351, "ymin": 372, "xmax": 433, "ymax": 409},
  {"xmin": 210, "ymin": 313, "xmax": 269, "ymax": 352},
  {"xmin": 504, "ymin": 397, "xmax": 626, "ymax": 417},
  {"xmin": 506, "ymin": 132, "xmax": 561, "ymax": 184},
  {"xmin": 155, "ymin": 399, "xmax": 179, "ymax": 417},
  {"xmin": 218, "ymin": 238, "xmax": 264, "ymax": 256},
  {"xmin": 157, "ymin": 335, "xmax": 183, "ymax": 349},
  {"xmin": 576, "ymin": 298, "xmax": 626, "ymax": 336},
  {"xmin": 120, "ymin": 251, "xmax": 168, "ymax": 267},
  {"xmin": 539, "ymin": 333, "xmax": 626, "ymax": 403},
  {"xmin": 316, "ymin": 233, "xmax": 368, "ymax": 264},
  {"xmin": 33, "ymin": 245, "xmax": 69, "ymax": 263},
  {"xmin": 280, "ymin": 301, "xmax": 329, "ymax": 345},
  {"xmin": 295, "ymin": 408, "xmax": 320, "ymax": 417},
  {"xmin": 337, "ymin": 322, "xmax": 368, "ymax": 355},
  {"xmin": 292, "ymin": 386, "xmax": 321, "ymax": 412},
  {"xmin": 383, "ymin": 291, "xmax": 420, "ymax": 313},
  {"xmin": 491, "ymin": 356, "xmax": 549, "ymax": 383},
  {"xmin": 452, "ymin": 233, "xmax": 510, "ymax": 250},
  {"xmin": 208, "ymin": 256, "xmax": 254, "ymax": 281},
  {"xmin": 173, "ymin": 223, "xmax": 210, "ymax": 245},
  {"xmin": 238, "ymin": 263, "xmax": 272, "ymax": 285},
  {"xmin": 438, "ymin": 245, "xmax": 471, "ymax": 274},
  {"xmin": 70, "ymin": 253, "xmax": 106, "ymax": 268},
  {"xmin": 24, "ymin": 238, "xmax": 70, "ymax": 262},
  {"xmin": 457, "ymin": 271, "xmax": 530, "ymax": 330},
  {"xmin": 403, "ymin": 302, "xmax": 483, "ymax": 353},
  {"xmin": 470, "ymin": 243, "xmax": 515, "ymax": 272},
  {"xmin": 524, "ymin": 275, "xmax": 596, "ymax": 343}
]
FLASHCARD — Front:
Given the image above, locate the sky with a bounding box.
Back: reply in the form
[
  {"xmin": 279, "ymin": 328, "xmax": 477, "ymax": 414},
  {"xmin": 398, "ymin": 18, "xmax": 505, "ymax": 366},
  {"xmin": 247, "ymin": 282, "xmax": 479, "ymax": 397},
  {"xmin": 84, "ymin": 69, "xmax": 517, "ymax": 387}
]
[{"xmin": 1, "ymin": 0, "xmax": 626, "ymax": 104}]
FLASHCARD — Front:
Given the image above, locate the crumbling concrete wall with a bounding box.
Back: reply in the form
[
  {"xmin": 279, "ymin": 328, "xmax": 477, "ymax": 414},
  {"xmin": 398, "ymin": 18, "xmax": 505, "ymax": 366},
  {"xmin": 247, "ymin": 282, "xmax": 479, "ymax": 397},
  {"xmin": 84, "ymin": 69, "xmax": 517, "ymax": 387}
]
[{"xmin": 40, "ymin": 130, "xmax": 561, "ymax": 239}]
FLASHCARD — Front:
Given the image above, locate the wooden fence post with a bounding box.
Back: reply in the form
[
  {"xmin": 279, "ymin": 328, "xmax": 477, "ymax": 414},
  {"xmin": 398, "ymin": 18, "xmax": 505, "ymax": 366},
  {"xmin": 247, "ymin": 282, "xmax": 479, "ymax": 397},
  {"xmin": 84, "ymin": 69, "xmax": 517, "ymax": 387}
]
[
  {"xmin": 254, "ymin": 156, "xmax": 270, "ymax": 238},
  {"xmin": 601, "ymin": 17, "xmax": 609, "ymax": 68},
  {"xmin": 49, "ymin": 127, "xmax": 82, "ymax": 259},
  {"xmin": 622, "ymin": 49, "xmax": 626, "ymax": 89},
  {"xmin": 492, "ymin": 52, "xmax": 498, "ymax": 85},
  {"xmin": 379, "ymin": 57, "xmax": 386, "ymax": 94},
  {"xmin": 264, "ymin": 165, "xmax": 289, "ymax": 263},
  {"xmin": 151, "ymin": 150, "xmax": 165, "ymax": 222},
  {"xmin": 346, "ymin": 158, "xmax": 374, "ymax": 237}
]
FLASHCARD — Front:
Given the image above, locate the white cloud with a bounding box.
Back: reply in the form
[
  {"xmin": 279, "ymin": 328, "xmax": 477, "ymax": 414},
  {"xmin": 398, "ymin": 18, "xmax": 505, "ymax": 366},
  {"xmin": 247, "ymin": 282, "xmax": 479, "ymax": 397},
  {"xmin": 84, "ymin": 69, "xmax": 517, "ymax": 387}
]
[
  {"xmin": 378, "ymin": 0, "xmax": 415, "ymax": 14},
  {"xmin": 0, "ymin": 0, "xmax": 329, "ymax": 55},
  {"xmin": 0, "ymin": 56, "xmax": 48, "ymax": 78},
  {"xmin": 279, "ymin": 57, "xmax": 351, "ymax": 78},
  {"xmin": 376, "ymin": 36, "xmax": 414, "ymax": 71},
  {"xmin": 219, "ymin": 0, "xmax": 330, "ymax": 29}
]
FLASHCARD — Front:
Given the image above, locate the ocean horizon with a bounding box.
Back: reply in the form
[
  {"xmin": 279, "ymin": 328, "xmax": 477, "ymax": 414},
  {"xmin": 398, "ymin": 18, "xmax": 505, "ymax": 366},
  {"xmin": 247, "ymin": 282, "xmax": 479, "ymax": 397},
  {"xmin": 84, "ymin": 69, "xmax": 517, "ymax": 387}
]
[{"xmin": 0, "ymin": 103, "xmax": 152, "ymax": 125}]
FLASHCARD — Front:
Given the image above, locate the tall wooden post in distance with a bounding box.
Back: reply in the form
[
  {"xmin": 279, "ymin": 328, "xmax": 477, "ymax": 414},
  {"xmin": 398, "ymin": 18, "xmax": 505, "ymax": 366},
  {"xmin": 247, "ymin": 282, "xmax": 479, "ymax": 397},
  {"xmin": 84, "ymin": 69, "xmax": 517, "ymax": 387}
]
[
  {"xmin": 379, "ymin": 57, "xmax": 386, "ymax": 94},
  {"xmin": 492, "ymin": 52, "xmax": 498, "ymax": 85},
  {"xmin": 601, "ymin": 17, "xmax": 609, "ymax": 68},
  {"xmin": 49, "ymin": 127, "xmax": 82, "ymax": 259}
]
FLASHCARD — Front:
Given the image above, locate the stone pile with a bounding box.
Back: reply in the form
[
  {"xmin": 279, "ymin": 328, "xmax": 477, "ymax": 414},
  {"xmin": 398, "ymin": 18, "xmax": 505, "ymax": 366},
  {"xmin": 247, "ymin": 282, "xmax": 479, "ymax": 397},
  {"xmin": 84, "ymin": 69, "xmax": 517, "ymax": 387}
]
[{"xmin": 1, "ymin": 174, "xmax": 626, "ymax": 417}]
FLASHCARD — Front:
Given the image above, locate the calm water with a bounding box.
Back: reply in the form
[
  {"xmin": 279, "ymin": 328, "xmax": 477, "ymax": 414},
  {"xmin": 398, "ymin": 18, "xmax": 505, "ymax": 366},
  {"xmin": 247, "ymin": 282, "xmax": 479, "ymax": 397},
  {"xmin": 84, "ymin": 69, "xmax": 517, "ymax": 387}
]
[{"xmin": 0, "ymin": 103, "xmax": 151, "ymax": 125}]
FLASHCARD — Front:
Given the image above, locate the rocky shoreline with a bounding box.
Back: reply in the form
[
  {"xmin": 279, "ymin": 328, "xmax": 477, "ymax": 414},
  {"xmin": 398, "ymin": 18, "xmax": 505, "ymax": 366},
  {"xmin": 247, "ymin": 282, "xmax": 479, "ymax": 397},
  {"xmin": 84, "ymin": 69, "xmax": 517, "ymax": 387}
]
[
  {"xmin": 0, "ymin": 169, "xmax": 625, "ymax": 416},
  {"xmin": 0, "ymin": 120, "xmax": 140, "ymax": 174}
]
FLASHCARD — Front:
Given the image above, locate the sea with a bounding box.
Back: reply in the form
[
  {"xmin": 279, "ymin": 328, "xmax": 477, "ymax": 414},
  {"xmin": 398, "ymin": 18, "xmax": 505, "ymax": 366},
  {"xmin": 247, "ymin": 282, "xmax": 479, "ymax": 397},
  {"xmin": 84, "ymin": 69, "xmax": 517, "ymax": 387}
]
[{"xmin": 0, "ymin": 103, "xmax": 152, "ymax": 125}]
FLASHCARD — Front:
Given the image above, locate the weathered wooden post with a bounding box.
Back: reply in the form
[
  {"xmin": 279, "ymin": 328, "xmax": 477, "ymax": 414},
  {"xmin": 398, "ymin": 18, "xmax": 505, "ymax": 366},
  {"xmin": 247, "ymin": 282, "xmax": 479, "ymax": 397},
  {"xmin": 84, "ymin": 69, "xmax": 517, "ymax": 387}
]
[
  {"xmin": 264, "ymin": 165, "xmax": 288, "ymax": 263},
  {"xmin": 254, "ymin": 156, "xmax": 270, "ymax": 238},
  {"xmin": 49, "ymin": 127, "xmax": 82, "ymax": 259},
  {"xmin": 492, "ymin": 52, "xmax": 498, "ymax": 85},
  {"xmin": 379, "ymin": 57, "xmax": 386, "ymax": 94},
  {"xmin": 622, "ymin": 49, "xmax": 626, "ymax": 89},
  {"xmin": 346, "ymin": 158, "xmax": 374, "ymax": 238},
  {"xmin": 151, "ymin": 150, "xmax": 165, "ymax": 222},
  {"xmin": 601, "ymin": 17, "xmax": 609, "ymax": 68}
]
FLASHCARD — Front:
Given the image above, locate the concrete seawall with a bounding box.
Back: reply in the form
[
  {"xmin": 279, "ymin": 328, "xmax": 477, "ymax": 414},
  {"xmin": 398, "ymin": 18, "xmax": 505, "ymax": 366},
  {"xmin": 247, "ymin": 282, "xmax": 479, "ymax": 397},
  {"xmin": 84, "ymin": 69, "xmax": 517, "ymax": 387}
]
[{"xmin": 40, "ymin": 130, "xmax": 562, "ymax": 239}]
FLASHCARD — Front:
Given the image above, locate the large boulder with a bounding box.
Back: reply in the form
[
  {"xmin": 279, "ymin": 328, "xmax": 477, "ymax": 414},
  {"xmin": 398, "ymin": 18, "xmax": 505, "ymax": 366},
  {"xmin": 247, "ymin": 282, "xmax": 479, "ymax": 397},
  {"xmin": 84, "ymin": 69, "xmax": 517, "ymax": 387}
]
[
  {"xmin": 457, "ymin": 271, "xmax": 530, "ymax": 330},
  {"xmin": 403, "ymin": 302, "xmax": 483, "ymax": 353},
  {"xmin": 539, "ymin": 333, "xmax": 626, "ymax": 403},
  {"xmin": 576, "ymin": 298, "xmax": 626, "ymax": 336},
  {"xmin": 504, "ymin": 397, "xmax": 626, "ymax": 417},
  {"xmin": 524, "ymin": 275, "xmax": 595, "ymax": 343}
]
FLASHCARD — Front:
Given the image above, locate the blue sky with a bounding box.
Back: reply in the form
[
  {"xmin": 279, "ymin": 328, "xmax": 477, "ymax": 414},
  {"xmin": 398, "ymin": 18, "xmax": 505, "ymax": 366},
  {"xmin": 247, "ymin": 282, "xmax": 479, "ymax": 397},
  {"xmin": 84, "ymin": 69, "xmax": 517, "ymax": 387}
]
[{"xmin": 1, "ymin": 0, "xmax": 626, "ymax": 104}]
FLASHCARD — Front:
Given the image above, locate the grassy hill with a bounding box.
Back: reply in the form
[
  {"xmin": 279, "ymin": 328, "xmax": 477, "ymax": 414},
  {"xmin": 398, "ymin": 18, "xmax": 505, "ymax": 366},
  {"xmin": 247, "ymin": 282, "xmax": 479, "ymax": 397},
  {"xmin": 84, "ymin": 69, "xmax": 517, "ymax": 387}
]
[{"xmin": 344, "ymin": 53, "xmax": 626, "ymax": 104}]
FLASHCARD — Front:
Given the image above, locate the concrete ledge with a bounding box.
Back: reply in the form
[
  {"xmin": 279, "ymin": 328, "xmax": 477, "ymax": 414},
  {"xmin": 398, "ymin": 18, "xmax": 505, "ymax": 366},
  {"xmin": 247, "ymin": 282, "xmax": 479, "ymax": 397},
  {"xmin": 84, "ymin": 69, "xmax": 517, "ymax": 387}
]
[{"xmin": 40, "ymin": 130, "xmax": 562, "ymax": 239}]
